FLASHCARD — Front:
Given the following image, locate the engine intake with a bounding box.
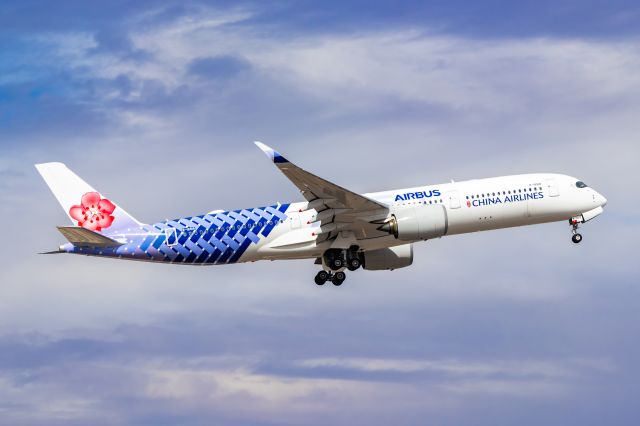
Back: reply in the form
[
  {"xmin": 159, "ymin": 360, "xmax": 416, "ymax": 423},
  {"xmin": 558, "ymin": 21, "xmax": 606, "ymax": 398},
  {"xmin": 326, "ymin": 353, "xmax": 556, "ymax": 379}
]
[{"xmin": 379, "ymin": 204, "xmax": 448, "ymax": 241}]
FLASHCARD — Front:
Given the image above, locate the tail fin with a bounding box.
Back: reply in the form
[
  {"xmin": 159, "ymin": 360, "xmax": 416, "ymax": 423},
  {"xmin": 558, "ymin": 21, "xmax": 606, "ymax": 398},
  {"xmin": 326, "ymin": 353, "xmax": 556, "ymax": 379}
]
[{"xmin": 35, "ymin": 162, "xmax": 143, "ymax": 234}]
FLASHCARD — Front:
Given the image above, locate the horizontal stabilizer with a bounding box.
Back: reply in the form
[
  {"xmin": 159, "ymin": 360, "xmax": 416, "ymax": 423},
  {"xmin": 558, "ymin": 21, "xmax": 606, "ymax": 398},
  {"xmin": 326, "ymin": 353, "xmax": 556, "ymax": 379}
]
[{"xmin": 57, "ymin": 226, "xmax": 124, "ymax": 248}]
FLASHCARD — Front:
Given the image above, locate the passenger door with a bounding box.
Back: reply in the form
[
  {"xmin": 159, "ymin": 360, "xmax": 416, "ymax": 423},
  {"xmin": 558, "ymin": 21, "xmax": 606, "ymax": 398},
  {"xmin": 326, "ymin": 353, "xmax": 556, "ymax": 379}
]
[
  {"xmin": 546, "ymin": 178, "xmax": 559, "ymax": 197},
  {"xmin": 448, "ymin": 190, "xmax": 461, "ymax": 209}
]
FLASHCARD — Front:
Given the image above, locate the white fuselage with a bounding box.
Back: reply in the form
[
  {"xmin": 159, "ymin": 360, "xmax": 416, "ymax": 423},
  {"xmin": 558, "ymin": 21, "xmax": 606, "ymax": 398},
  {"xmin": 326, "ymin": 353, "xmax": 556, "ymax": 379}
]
[{"xmin": 241, "ymin": 173, "xmax": 607, "ymax": 262}]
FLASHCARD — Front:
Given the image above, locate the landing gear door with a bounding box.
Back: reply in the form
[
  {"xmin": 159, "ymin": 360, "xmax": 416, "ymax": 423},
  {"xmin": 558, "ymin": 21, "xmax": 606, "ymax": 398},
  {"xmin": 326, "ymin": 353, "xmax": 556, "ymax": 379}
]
[
  {"xmin": 448, "ymin": 190, "xmax": 461, "ymax": 209},
  {"xmin": 546, "ymin": 178, "xmax": 559, "ymax": 197}
]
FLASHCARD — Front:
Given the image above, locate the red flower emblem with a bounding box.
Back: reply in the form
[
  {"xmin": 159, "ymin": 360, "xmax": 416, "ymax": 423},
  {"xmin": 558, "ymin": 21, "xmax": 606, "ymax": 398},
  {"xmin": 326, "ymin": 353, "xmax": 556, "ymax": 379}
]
[
  {"xmin": 69, "ymin": 192, "xmax": 116, "ymax": 231},
  {"xmin": 467, "ymin": 200, "xmax": 471, "ymax": 208}
]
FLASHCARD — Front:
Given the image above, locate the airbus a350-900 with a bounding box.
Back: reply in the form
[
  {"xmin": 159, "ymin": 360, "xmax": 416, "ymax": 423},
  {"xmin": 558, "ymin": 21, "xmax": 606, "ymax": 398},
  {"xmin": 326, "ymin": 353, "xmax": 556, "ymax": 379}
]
[{"xmin": 36, "ymin": 142, "xmax": 607, "ymax": 286}]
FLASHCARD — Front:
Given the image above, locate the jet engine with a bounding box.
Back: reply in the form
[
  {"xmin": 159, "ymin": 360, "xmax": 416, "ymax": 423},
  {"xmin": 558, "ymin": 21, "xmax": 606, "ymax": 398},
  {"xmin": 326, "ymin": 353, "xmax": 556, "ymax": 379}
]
[
  {"xmin": 361, "ymin": 244, "xmax": 413, "ymax": 270},
  {"xmin": 378, "ymin": 204, "xmax": 448, "ymax": 241}
]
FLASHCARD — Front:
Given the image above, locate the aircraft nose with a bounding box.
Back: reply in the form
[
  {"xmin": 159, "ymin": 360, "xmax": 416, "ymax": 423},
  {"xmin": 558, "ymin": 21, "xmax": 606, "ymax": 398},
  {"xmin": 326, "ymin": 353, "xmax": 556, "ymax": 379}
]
[{"xmin": 597, "ymin": 192, "xmax": 607, "ymax": 207}]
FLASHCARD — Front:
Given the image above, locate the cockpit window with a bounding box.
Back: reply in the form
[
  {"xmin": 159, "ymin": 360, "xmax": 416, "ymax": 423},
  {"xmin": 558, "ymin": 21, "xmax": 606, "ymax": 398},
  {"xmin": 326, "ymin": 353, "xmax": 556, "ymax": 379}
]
[{"xmin": 575, "ymin": 181, "xmax": 588, "ymax": 188}]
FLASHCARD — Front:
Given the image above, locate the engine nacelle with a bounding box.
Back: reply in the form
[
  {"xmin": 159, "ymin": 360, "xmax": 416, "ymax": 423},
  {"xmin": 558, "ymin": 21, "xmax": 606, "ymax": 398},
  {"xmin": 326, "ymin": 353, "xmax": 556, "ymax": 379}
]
[
  {"xmin": 379, "ymin": 204, "xmax": 448, "ymax": 241},
  {"xmin": 361, "ymin": 244, "xmax": 413, "ymax": 271}
]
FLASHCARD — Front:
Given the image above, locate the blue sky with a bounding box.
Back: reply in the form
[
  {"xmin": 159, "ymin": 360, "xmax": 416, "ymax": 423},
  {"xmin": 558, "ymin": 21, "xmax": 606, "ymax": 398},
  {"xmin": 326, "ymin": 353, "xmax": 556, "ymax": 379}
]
[{"xmin": 1, "ymin": 1, "xmax": 639, "ymax": 425}]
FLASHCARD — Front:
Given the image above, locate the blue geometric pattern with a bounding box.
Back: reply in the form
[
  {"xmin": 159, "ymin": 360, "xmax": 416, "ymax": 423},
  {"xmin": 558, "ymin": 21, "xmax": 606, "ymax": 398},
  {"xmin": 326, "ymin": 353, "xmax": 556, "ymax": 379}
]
[{"xmin": 69, "ymin": 204, "xmax": 290, "ymax": 265}]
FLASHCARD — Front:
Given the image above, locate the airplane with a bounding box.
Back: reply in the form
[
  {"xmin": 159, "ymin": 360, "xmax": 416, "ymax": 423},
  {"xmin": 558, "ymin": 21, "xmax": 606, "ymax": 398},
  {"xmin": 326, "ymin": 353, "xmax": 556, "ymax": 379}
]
[{"xmin": 36, "ymin": 142, "xmax": 607, "ymax": 286}]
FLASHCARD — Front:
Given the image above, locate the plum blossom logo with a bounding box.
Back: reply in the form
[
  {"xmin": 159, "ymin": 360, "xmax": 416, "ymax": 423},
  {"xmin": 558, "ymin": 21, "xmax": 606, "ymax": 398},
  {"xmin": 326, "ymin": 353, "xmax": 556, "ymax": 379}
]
[{"xmin": 69, "ymin": 192, "xmax": 116, "ymax": 231}]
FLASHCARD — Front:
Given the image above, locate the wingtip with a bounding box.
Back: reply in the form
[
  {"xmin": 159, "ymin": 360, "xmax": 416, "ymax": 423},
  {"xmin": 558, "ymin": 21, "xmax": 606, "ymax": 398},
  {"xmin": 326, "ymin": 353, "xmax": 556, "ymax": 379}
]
[
  {"xmin": 253, "ymin": 141, "xmax": 288, "ymax": 163},
  {"xmin": 254, "ymin": 141, "xmax": 274, "ymax": 160}
]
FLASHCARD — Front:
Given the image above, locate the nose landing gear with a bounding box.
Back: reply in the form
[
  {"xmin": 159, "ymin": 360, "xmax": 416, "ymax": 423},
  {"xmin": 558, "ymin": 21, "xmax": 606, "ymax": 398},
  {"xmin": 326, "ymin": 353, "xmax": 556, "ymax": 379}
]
[{"xmin": 569, "ymin": 218, "xmax": 583, "ymax": 244}]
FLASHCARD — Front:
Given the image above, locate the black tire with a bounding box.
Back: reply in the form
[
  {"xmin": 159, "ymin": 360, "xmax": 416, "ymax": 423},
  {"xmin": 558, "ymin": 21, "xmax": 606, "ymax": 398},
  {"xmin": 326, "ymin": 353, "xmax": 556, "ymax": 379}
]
[
  {"xmin": 347, "ymin": 258, "xmax": 361, "ymax": 271},
  {"xmin": 332, "ymin": 271, "xmax": 346, "ymax": 286},
  {"xmin": 330, "ymin": 258, "xmax": 343, "ymax": 271},
  {"xmin": 572, "ymin": 233, "xmax": 583, "ymax": 244},
  {"xmin": 315, "ymin": 271, "xmax": 329, "ymax": 285}
]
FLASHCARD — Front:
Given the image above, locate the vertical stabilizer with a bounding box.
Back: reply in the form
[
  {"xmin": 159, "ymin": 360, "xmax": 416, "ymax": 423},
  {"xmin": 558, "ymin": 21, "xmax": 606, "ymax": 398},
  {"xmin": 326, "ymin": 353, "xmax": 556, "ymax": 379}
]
[{"xmin": 35, "ymin": 162, "xmax": 143, "ymax": 233}]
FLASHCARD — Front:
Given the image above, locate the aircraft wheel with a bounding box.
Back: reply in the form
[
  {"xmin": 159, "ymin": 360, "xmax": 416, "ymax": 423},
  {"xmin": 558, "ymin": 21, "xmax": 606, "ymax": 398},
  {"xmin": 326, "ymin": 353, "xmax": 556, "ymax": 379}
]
[
  {"xmin": 315, "ymin": 271, "xmax": 329, "ymax": 285},
  {"xmin": 572, "ymin": 233, "xmax": 583, "ymax": 244},
  {"xmin": 332, "ymin": 271, "xmax": 346, "ymax": 286},
  {"xmin": 347, "ymin": 258, "xmax": 361, "ymax": 271},
  {"xmin": 329, "ymin": 258, "xmax": 343, "ymax": 271}
]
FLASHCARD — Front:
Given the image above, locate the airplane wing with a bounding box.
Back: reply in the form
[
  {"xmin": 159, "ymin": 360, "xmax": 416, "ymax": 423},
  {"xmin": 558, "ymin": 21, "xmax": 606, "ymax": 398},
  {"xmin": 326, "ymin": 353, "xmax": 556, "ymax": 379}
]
[
  {"xmin": 255, "ymin": 142, "xmax": 386, "ymax": 211},
  {"xmin": 254, "ymin": 142, "xmax": 389, "ymax": 241}
]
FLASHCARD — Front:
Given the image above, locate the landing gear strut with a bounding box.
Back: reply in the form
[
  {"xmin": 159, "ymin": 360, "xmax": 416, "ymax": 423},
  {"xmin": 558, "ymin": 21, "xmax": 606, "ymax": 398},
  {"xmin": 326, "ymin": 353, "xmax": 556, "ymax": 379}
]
[{"xmin": 569, "ymin": 218, "xmax": 583, "ymax": 244}]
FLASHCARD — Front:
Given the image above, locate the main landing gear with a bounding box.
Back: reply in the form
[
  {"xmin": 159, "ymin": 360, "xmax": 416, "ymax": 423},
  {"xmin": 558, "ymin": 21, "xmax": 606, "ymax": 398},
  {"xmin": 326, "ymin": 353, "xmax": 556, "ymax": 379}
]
[
  {"xmin": 315, "ymin": 247, "xmax": 361, "ymax": 286},
  {"xmin": 569, "ymin": 218, "xmax": 583, "ymax": 244},
  {"xmin": 315, "ymin": 270, "xmax": 346, "ymax": 286}
]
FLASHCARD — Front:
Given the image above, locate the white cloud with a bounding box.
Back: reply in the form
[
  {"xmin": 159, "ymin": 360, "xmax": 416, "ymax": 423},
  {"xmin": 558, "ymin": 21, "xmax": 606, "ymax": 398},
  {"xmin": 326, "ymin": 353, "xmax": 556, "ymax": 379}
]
[
  {"xmin": 36, "ymin": 11, "xmax": 640, "ymax": 119},
  {"xmin": 297, "ymin": 356, "xmax": 613, "ymax": 377}
]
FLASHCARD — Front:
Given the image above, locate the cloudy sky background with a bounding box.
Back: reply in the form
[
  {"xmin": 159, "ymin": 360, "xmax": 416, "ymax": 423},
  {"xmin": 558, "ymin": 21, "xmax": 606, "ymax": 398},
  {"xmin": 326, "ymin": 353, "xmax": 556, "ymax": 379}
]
[{"xmin": 1, "ymin": 1, "xmax": 639, "ymax": 424}]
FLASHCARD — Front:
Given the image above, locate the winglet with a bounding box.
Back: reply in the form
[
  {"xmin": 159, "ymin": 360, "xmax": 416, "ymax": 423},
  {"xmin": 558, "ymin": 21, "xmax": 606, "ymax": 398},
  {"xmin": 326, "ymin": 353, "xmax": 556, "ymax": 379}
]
[{"xmin": 254, "ymin": 141, "xmax": 289, "ymax": 164}]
